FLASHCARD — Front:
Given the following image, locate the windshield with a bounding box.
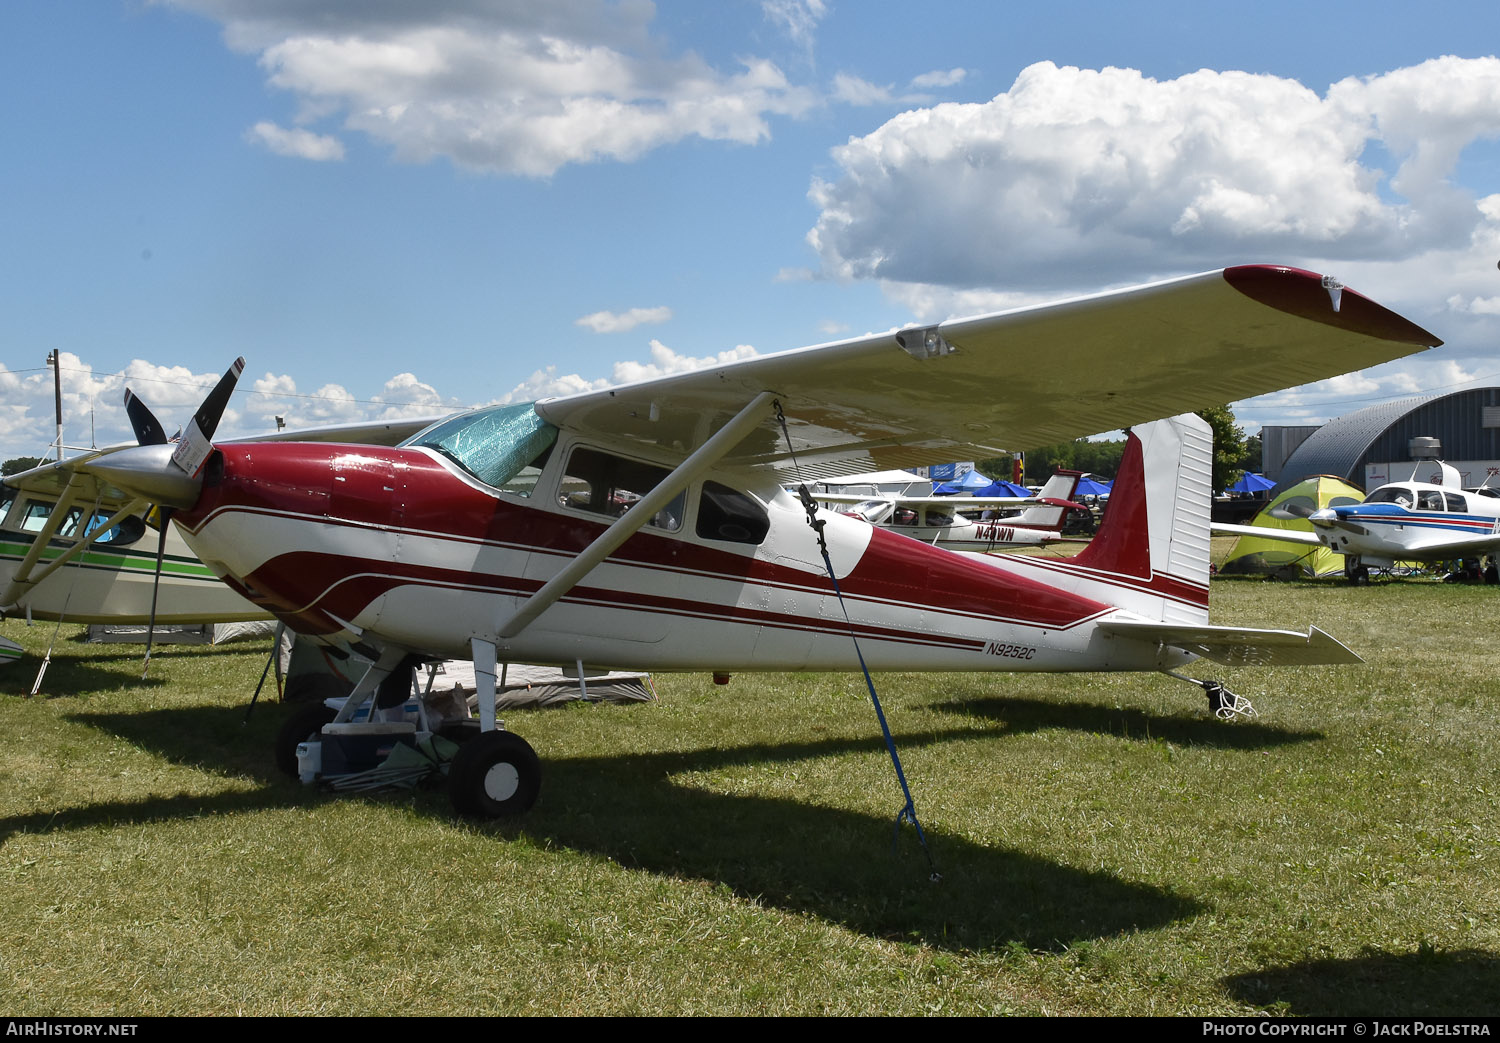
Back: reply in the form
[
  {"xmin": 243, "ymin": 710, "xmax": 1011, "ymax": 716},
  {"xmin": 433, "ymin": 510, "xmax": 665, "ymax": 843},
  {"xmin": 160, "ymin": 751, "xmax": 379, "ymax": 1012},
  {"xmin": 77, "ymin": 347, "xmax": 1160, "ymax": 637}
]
[
  {"xmin": 400, "ymin": 403, "xmax": 558, "ymax": 491},
  {"xmin": 1366, "ymin": 486, "xmax": 1416, "ymax": 508}
]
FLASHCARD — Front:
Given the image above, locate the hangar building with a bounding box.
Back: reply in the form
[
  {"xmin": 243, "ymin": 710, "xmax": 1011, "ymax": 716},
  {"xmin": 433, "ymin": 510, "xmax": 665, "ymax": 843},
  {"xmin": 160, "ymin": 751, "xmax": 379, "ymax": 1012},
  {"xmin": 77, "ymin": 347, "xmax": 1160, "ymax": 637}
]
[{"xmin": 1271, "ymin": 387, "xmax": 1500, "ymax": 494}]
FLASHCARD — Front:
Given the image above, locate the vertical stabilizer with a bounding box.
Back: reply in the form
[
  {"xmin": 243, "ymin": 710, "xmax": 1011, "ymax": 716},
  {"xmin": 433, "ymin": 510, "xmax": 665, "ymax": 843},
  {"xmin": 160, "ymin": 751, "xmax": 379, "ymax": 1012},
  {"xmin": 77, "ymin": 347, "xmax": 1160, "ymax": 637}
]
[
  {"xmin": 1010, "ymin": 470, "xmax": 1083, "ymax": 531},
  {"xmin": 995, "ymin": 414, "xmax": 1211, "ymax": 624}
]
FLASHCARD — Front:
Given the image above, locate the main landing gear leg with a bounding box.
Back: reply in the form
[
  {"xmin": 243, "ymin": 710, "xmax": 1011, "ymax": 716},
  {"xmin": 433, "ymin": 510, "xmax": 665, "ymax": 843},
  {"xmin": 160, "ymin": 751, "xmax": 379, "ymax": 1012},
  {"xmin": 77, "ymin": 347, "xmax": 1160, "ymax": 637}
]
[
  {"xmin": 449, "ymin": 637, "xmax": 541, "ymax": 818},
  {"xmin": 1164, "ymin": 671, "xmax": 1257, "ymax": 721}
]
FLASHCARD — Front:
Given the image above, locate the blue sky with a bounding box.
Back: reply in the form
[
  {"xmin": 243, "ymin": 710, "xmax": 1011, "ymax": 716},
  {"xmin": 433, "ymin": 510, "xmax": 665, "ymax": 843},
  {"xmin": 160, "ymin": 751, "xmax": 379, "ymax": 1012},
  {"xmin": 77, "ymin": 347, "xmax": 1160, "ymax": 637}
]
[{"xmin": 5, "ymin": 1, "xmax": 1500, "ymax": 460}]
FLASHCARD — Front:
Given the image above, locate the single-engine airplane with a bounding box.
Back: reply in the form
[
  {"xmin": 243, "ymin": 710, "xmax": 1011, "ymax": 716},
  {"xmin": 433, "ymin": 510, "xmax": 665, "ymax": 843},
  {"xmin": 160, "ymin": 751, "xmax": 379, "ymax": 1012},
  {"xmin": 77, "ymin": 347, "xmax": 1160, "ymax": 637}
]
[
  {"xmin": 4, "ymin": 266, "xmax": 1440, "ymax": 816},
  {"xmin": 824, "ymin": 470, "xmax": 1087, "ymax": 550},
  {"xmin": 1214, "ymin": 461, "xmax": 1500, "ymax": 583}
]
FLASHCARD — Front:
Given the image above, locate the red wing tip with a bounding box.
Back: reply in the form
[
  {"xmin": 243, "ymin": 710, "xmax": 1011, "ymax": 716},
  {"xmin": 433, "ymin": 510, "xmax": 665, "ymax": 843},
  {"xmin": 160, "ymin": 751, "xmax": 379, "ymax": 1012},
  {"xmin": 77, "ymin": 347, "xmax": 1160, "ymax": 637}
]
[{"xmin": 1222, "ymin": 265, "xmax": 1442, "ymax": 347}]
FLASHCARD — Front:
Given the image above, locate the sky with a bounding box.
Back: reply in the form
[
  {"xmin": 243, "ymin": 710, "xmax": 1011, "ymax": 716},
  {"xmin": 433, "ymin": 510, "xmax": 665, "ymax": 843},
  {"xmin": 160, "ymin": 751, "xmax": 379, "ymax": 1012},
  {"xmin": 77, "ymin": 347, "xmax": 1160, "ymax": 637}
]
[{"xmin": 5, "ymin": 0, "xmax": 1500, "ymax": 462}]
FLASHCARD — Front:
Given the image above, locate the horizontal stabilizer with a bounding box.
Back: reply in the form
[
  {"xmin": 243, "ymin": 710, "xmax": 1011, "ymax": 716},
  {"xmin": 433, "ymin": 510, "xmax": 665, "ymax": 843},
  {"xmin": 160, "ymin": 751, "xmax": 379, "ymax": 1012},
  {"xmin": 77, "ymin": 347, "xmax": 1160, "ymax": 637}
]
[{"xmin": 1098, "ymin": 619, "xmax": 1362, "ymax": 666}]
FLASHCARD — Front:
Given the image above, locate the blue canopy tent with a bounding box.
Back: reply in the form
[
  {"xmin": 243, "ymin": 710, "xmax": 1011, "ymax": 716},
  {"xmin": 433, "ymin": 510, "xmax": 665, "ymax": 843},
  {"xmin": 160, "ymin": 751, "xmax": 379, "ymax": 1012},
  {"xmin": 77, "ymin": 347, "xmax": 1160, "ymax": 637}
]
[
  {"xmin": 932, "ymin": 470, "xmax": 993, "ymax": 495},
  {"xmin": 974, "ymin": 479, "xmax": 1031, "ymax": 497},
  {"xmin": 1075, "ymin": 476, "xmax": 1113, "ymax": 497},
  {"xmin": 1227, "ymin": 472, "xmax": 1275, "ymax": 495}
]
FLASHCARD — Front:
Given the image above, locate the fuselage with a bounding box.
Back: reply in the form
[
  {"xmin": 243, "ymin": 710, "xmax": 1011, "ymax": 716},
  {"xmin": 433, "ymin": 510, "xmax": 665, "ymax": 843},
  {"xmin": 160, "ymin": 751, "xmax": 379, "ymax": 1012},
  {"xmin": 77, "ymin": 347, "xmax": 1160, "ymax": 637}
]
[{"xmin": 171, "ymin": 433, "xmax": 1191, "ymax": 676}]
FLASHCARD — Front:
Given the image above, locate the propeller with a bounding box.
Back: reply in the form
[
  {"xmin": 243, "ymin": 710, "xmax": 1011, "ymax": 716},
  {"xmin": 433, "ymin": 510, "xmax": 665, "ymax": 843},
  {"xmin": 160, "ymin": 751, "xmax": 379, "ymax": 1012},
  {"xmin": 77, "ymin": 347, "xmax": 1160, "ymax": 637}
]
[{"xmin": 102, "ymin": 358, "xmax": 246, "ymax": 678}]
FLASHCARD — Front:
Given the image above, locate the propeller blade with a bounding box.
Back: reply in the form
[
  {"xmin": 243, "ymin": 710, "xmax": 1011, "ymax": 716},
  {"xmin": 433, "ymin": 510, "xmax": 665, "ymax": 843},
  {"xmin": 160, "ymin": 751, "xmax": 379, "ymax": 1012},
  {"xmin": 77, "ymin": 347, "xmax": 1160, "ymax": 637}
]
[
  {"xmin": 1273, "ymin": 501, "xmax": 1316, "ymax": 519},
  {"xmin": 194, "ymin": 357, "xmax": 245, "ymax": 442},
  {"xmin": 123, "ymin": 389, "xmax": 169, "ymax": 446},
  {"xmin": 171, "ymin": 357, "xmax": 245, "ymax": 478}
]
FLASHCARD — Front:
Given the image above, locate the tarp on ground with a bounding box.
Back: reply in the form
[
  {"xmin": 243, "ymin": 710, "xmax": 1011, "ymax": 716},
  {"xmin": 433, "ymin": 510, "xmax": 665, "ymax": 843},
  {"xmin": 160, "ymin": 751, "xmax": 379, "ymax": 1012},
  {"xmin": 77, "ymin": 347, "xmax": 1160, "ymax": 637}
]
[
  {"xmin": 86, "ymin": 620, "xmax": 277, "ymax": 645},
  {"xmin": 432, "ymin": 659, "xmax": 656, "ymax": 709},
  {"xmin": 1220, "ymin": 475, "xmax": 1364, "ymax": 578},
  {"xmin": 277, "ymin": 630, "xmax": 655, "ymax": 708}
]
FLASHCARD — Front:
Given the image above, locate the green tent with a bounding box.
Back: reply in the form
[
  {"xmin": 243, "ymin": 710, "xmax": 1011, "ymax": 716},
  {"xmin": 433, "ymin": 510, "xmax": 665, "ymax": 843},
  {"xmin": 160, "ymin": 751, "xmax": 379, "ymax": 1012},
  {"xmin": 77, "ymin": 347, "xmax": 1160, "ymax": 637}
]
[{"xmin": 1220, "ymin": 475, "xmax": 1365, "ymax": 578}]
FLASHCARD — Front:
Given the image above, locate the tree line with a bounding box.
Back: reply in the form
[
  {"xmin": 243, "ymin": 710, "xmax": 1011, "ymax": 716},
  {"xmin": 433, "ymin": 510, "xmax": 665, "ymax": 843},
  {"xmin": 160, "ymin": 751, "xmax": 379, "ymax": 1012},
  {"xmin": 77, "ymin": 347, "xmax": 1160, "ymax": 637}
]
[{"xmin": 978, "ymin": 406, "xmax": 1261, "ymax": 494}]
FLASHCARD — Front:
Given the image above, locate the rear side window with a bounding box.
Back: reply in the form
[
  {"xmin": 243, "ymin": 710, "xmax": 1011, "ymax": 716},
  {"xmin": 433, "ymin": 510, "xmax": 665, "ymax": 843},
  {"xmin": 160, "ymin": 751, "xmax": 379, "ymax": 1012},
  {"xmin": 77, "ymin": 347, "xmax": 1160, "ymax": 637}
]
[
  {"xmin": 559, "ymin": 448, "xmax": 684, "ymax": 532},
  {"xmin": 696, "ymin": 482, "xmax": 769, "ymax": 545}
]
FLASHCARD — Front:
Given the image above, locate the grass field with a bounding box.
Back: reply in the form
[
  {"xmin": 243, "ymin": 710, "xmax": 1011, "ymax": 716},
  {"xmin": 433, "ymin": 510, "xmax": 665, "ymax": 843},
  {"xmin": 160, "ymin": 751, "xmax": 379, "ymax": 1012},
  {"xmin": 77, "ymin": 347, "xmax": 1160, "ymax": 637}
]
[{"xmin": 1, "ymin": 560, "xmax": 1496, "ymax": 1015}]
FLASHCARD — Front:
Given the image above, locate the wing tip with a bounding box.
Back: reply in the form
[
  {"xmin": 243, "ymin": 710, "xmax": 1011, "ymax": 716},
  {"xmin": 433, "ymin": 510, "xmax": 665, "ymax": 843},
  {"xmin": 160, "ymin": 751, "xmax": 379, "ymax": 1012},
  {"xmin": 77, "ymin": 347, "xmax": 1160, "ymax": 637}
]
[{"xmin": 1223, "ymin": 265, "xmax": 1442, "ymax": 348}]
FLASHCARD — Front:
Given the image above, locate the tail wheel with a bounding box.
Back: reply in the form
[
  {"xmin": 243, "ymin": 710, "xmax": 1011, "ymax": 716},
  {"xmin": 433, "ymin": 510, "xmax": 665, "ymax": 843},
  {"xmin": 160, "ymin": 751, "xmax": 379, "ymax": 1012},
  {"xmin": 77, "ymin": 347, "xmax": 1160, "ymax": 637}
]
[
  {"xmin": 274, "ymin": 701, "xmax": 337, "ymax": 777},
  {"xmin": 449, "ymin": 730, "xmax": 541, "ymax": 817}
]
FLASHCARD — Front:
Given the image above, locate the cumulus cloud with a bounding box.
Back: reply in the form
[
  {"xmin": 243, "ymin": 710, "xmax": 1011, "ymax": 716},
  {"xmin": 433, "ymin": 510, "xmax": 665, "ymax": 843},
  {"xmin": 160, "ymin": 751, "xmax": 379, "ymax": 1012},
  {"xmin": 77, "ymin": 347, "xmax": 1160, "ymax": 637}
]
[
  {"xmin": 574, "ymin": 305, "xmax": 672, "ymax": 333},
  {"xmin": 168, "ymin": 0, "xmax": 818, "ymax": 177},
  {"xmin": 244, "ymin": 120, "xmax": 346, "ymax": 161},
  {"xmin": 0, "ymin": 343, "xmax": 766, "ymax": 460},
  {"xmin": 808, "ymin": 58, "xmax": 1500, "ymax": 296},
  {"xmin": 0, "ymin": 356, "xmax": 254, "ymax": 461}
]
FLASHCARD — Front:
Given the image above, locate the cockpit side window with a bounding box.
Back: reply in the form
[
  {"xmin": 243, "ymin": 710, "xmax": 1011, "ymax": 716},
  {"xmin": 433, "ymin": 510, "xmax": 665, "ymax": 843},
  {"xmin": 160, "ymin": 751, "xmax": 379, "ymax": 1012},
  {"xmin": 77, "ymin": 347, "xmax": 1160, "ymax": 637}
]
[
  {"xmin": 1444, "ymin": 492, "xmax": 1468, "ymax": 512},
  {"xmin": 696, "ymin": 481, "xmax": 769, "ymax": 545},
  {"xmin": 1418, "ymin": 490, "xmax": 1443, "ymax": 511},
  {"xmin": 559, "ymin": 447, "xmax": 684, "ymax": 532}
]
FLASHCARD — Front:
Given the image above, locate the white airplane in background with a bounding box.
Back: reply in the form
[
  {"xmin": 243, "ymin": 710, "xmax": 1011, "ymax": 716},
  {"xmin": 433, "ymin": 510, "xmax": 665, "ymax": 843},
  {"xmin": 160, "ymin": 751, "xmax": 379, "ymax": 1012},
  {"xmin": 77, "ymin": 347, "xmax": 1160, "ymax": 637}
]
[
  {"xmin": 4, "ymin": 265, "xmax": 1440, "ymax": 818},
  {"xmin": 824, "ymin": 470, "xmax": 1088, "ymax": 550},
  {"xmin": 1215, "ymin": 461, "xmax": 1500, "ymax": 583}
]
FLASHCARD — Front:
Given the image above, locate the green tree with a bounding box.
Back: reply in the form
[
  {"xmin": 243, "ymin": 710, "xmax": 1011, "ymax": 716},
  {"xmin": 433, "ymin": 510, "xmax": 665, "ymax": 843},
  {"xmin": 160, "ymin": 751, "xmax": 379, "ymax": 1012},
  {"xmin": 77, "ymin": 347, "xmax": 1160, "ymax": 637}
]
[
  {"xmin": 2, "ymin": 456, "xmax": 42, "ymax": 476},
  {"xmin": 1195, "ymin": 405, "xmax": 1248, "ymax": 493}
]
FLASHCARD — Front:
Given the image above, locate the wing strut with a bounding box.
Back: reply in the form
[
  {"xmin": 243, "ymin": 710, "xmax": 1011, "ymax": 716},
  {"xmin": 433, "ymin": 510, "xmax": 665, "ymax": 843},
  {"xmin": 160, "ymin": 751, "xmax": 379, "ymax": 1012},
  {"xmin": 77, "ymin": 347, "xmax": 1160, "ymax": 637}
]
[
  {"xmin": 496, "ymin": 391, "xmax": 778, "ymax": 641},
  {"xmin": 2, "ymin": 474, "xmax": 87, "ymax": 606}
]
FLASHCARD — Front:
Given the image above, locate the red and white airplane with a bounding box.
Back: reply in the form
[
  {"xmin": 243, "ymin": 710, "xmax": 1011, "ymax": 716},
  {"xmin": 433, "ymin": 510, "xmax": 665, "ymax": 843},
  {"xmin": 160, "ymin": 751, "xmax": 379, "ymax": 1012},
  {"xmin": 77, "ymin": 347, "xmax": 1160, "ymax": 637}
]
[{"xmin": 6, "ymin": 266, "xmax": 1439, "ymax": 815}]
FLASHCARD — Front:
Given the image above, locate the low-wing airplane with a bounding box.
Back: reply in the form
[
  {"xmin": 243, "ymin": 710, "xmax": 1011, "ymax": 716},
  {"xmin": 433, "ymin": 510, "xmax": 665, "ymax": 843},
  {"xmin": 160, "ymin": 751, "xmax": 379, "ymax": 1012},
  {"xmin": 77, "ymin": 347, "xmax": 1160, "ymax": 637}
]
[
  {"xmin": 825, "ymin": 470, "xmax": 1088, "ymax": 550},
  {"xmin": 1214, "ymin": 461, "xmax": 1500, "ymax": 583},
  {"xmin": 4, "ymin": 265, "xmax": 1440, "ymax": 817}
]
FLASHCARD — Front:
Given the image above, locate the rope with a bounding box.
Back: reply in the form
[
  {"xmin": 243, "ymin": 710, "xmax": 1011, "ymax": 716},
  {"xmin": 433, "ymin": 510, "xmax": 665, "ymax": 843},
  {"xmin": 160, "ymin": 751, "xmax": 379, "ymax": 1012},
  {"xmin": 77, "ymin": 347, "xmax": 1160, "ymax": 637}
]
[{"xmin": 775, "ymin": 401, "xmax": 940, "ymax": 881}]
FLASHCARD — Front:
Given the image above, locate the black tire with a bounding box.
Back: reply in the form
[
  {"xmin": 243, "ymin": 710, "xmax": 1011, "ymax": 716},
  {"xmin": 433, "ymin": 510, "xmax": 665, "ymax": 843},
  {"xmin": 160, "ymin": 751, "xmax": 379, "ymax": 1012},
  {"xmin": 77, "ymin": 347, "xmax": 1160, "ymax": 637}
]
[
  {"xmin": 449, "ymin": 730, "xmax": 541, "ymax": 817},
  {"xmin": 274, "ymin": 701, "xmax": 337, "ymax": 777}
]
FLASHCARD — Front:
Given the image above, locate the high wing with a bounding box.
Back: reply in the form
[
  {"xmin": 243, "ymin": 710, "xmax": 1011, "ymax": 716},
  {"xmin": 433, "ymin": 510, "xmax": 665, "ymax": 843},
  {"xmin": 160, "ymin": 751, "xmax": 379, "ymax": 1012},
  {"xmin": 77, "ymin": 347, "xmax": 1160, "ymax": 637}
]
[
  {"xmin": 537, "ymin": 266, "xmax": 1438, "ymax": 479},
  {"xmin": 813, "ymin": 492, "xmax": 1038, "ymax": 508}
]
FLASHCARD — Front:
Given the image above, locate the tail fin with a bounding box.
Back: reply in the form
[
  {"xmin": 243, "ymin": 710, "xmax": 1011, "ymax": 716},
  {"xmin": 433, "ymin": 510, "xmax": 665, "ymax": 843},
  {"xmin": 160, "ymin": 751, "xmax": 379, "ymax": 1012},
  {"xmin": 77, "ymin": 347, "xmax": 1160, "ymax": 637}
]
[
  {"xmin": 1049, "ymin": 413, "xmax": 1212, "ymax": 623},
  {"xmin": 1010, "ymin": 470, "xmax": 1082, "ymax": 530}
]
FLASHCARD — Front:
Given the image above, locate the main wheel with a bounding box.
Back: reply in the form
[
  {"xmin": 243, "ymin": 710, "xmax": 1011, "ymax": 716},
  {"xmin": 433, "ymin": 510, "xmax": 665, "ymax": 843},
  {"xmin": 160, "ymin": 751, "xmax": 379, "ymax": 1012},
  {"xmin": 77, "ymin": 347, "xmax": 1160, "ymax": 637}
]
[
  {"xmin": 449, "ymin": 730, "xmax": 541, "ymax": 817},
  {"xmin": 274, "ymin": 701, "xmax": 337, "ymax": 777}
]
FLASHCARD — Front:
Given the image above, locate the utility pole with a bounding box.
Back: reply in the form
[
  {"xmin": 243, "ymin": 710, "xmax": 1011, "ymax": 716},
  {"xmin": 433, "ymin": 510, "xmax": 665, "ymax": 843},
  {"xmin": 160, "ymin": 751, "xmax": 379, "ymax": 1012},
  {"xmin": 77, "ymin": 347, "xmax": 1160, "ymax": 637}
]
[{"xmin": 46, "ymin": 350, "xmax": 62, "ymax": 461}]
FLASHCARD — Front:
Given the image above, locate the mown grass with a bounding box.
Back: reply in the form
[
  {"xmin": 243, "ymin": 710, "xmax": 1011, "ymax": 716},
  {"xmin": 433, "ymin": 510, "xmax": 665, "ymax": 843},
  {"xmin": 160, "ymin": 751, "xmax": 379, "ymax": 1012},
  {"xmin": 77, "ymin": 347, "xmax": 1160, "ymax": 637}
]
[{"xmin": 1, "ymin": 556, "xmax": 1495, "ymax": 1015}]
